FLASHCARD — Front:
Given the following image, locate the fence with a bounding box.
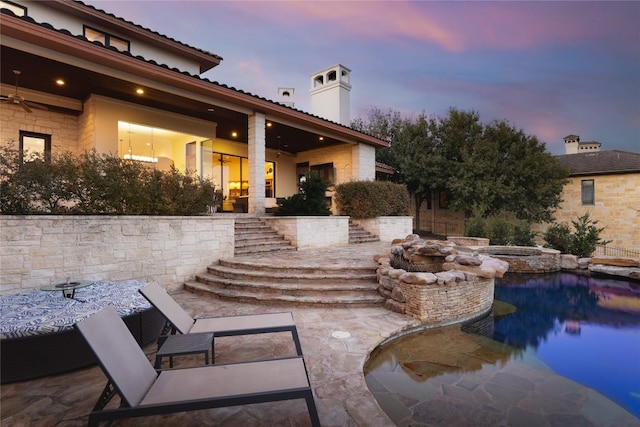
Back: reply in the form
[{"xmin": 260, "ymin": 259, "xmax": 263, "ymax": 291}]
[{"xmin": 595, "ymin": 245, "xmax": 640, "ymax": 258}]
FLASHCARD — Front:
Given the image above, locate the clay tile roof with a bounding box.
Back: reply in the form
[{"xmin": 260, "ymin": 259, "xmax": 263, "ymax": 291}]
[{"xmin": 556, "ymin": 150, "xmax": 640, "ymax": 176}]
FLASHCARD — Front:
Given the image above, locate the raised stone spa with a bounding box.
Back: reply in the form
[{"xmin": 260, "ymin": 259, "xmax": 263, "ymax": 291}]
[{"xmin": 375, "ymin": 235, "xmax": 508, "ymax": 322}]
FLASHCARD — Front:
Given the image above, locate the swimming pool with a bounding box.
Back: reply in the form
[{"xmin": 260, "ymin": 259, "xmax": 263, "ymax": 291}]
[{"xmin": 364, "ymin": 272, "xmax": 640, "ymax": 425}]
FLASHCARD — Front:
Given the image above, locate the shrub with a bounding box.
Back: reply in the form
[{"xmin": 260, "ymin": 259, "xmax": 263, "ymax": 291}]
[
  {"xmin": 486, "ymin": 215, "xmax": 511, "ymax": 245},
  {"xmin": 511, "ymin": 220, "xmax": 537, "ymax": 247},
  {"xmin": 464, "ymin": 214, "xmax": 486, "ymax": 238},
  {"xmin": 464, "ymin": 214, "xmax": 536, "ymax": 246},
  {"xmin": 335, "ymin": 181, "xmax": 409, "ymax": 218},
  {"xmin": 543, "ymin": 213, "xmax": 609, "ymax": 257},
  {"xmin": 276, "ymin": 172, "xmax": 331, "ymax": 216},
  {"xmin": 0, "ymin": 147, "xmax": 218, "ymax": 215},
  {"xmin": 543, "ymin": 223, "xmax": 572, "ymax": 254}
]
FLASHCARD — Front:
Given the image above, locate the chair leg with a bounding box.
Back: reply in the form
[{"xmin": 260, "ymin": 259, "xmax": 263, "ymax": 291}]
[
  {"xmin": 291, "ymin": 328, "xmax": 303, "ymax": 356},
  {"xmin": 305, "ymin": 393, "xmax": 321, "ymax": 427}
]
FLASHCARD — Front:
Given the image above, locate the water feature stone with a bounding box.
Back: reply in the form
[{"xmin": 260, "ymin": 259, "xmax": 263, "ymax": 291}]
[{"xmin": 376, "ymin": 235, "xmax": 502, "ymax": 322}]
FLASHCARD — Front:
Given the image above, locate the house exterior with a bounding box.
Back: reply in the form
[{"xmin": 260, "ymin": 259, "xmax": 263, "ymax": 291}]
[
  {"xmin": 537, "ymin": 149, "xmax": 640, "ymax": 251},
  {"xmin": 563, "ymin": 134, "xmax": 601, "ymax": 154},
  {"xmin": 0, "ymin": 0, "xmax": 387, "ymax": 215}
]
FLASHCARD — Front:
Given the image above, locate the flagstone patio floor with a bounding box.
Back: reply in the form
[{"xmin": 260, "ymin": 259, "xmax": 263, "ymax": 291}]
[{"xmin": 1, "ymin": 241, "xmax": 638, "ymax": 426}]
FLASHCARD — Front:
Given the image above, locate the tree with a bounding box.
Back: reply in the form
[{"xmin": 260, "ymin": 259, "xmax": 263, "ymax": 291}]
[
  {"xmin": 353, "ymin": 107, "xmax": 568, "ymax": 225},
  {"xmin": 447, "ymin": 119, "xmax": 567, "ymax": 222}
]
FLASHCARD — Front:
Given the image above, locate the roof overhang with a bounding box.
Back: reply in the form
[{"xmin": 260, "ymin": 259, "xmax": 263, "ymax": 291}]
[{"xmin": 1, "ymin": 11, "xmax": 389, "ymax": 154}]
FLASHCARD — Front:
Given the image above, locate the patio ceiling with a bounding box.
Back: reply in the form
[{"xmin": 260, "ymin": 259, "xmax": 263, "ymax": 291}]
[{"xmin": 0, "ymin": 45, "xmax": 344, "ymax": 155}]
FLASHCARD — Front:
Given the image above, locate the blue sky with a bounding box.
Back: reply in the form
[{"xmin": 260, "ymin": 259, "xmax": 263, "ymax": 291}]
[{"xmin": 85, "ymin": 1, "xmax": 639, "ymax": 155}]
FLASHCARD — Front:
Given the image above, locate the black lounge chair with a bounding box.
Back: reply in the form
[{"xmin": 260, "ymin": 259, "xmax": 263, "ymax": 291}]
[
  {"xmin": 75, "ymin": 306, "xmax": 320, "ymax": 427},
  {"xmin": 139, "ymin": 283, "xmax": 303, "ymax": 361}
]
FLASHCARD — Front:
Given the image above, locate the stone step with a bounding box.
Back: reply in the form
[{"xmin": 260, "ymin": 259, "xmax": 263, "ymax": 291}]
[
  {"xmin": 235, "ymin": 232, "xmax": 283, "ymax": 242},
  {"xmin": 234, "ymin": 217, "xmax": 294, "ymax": 256},
  {"xmin": 234, "ymin": 245, "xmax": 296, "ymax": 256},
  {"xmin": 218, "ymin": 259, "xmax": 376, "ymax": 276},
  {"xmin": 194, "ymin": 272, "xmax": 379, "ymax": 295},
  {"xmin": 348, "ymin": 220, "xmax": 379, "ymax": 244},
  {"xmin": 184, "ymin": 280, "xmax": 384, "ymax": 307},
  {"xmin": 205, "ymin": 264, "xmax": 377, "ymax": 284}
]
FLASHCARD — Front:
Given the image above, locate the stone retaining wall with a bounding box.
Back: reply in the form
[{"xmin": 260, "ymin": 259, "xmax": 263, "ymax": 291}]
[
  {"xmin": 263, "ymin": 216, "xmax": 350, "ymax": 249},
  {"xmin": 352, "ymin": 217, "xmax": 413, "ymax": 242},
  {"xmin": 0, "ymin": 215, "xmax": 235, "ymax": 295}
]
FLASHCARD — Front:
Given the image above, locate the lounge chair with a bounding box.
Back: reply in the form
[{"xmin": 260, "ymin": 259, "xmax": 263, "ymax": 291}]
[
  {"xmin": 75, "ymin": 306, "xmax": 320, "ymax": 426},
  {"xmin": 139, "ymin": 283, "xmax": 303, "ymax": 361}
]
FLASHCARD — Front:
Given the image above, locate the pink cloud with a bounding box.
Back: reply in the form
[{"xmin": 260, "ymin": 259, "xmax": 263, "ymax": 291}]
[{"xmin": 221, "ymin": 1, "xmax": 639, "ymax": 54}]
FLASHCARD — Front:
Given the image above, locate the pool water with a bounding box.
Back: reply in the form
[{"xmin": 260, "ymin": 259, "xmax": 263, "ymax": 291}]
[
  {"xmin": 364, "ymin": 272, "xmax": 640, "ymax": 425},
  {"xmin": 487, "ymin": 272, "xmax": 640, "ymax": 418}
]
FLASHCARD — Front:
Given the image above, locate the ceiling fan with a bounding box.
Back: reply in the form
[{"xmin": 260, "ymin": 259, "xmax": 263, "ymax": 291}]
[{"xmin": 1, "ymin": 70, "xmax": 49, "ymax": 113}]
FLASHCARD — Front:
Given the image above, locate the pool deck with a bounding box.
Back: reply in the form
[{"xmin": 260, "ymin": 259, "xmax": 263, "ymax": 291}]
[{"xmin": 2, "ymin": 241, "xmax": 638, "ymax": 426}]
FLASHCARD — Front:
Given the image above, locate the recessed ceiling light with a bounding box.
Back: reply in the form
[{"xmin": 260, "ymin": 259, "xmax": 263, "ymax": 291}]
[
  {"xmin": 208, "ymin": 108, "xmax": 215, "ymax": 112},
  {"xmin": 231, "ymin": 131, "xmax": 238, "ymax": 138},
  {"xmin": 55, "ymin": 79, "xmax": 65, "ymax": 86},
  {"xmin": 319, "ymin": 136, "xmax": 324, "ymax": 141},
  {"xmin": 266, "ymin": 122, "xmax": 272, "ymax": 127},
  {"xmin": 136, "ymin": 88, "xmax": 144, "ymax": 95}
]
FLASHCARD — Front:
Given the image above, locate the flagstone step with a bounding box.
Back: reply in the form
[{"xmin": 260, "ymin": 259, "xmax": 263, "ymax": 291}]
[
  {"xmin": 184, "ymin": 280, "xmax": 384, "ymax": 307},
  {"xmin": 234, "ymin": 217, "xmax": 295, "ymax": 256},
  {"xmin": 349, "ymin": 221, "xmax": 379, "ymax": 244},
  {"xmin": 216, "ymin": 259, "xmax": 377, "ymax": 277}
]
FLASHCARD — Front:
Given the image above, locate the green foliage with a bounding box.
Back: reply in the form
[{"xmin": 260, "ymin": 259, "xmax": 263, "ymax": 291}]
[
  {"xmin": 335, "ymin": 181, "xmax": 410, "ymax": 218},
  {"xmin": 0, "ymin": 146, "xmax": 218, "ymax": 215},
  {"xmin": 511, "ymin": 220, "xmax": 537, "ymax": 247},
  {"xmin": 543, "ymin": 223, "xmax": 572, "ymax": 254},
  {"xmin": 487, "ymin": 215, "xmax": 512, "ymax": 245},
  {"xmin": 464, "ymin": 214, "xmax": 537, "ymax": 246},
  {"xmin": 275, "ymin": 172, "xmax": 331, "ymax": 216},
  {"xmin": 543, "ymin": 213, "xmax": 610, "ymax": 257},
  {"xmin": 353, "ymin": 107, "xmax": 568, "ymax": 224},
  {"xmin": 464, "ymin": 214, "xmax": 486, "ymax": 238}
]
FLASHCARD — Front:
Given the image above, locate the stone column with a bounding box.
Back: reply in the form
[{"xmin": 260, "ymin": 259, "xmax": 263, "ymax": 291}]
[{"xmin": 248, "ymin": 113, "xmax": 266, "ymax": 214}]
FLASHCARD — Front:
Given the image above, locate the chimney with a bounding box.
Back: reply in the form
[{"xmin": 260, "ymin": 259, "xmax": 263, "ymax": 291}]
[
  {"xmin": 309, "ymin": 64, "xmax": 351, "ymax": 126},
  {"xmin": 277, "ymin": 87, "xmax": 295, "ymax": 108}
]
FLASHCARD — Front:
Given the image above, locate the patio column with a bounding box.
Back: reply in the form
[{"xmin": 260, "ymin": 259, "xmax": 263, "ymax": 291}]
[{"xmin": 248, "ymin": 112, "xmax": 266, "ymax": 215}]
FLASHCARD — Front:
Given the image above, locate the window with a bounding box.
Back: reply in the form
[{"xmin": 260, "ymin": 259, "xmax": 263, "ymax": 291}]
[
  {"xmin": 310, "ymin": 162, "xmax": 335, "ymax": 186},
  {"xmin": 19, "ymin": 131, "xmax": 51, "ymax": 162},
  {"xmin": 84, "ymin": 26, "xmax": 130, "ymax": 52},
  {"xmin": 581, "ymin": 180, "xmax": 594, "ymax": 205},
  {"xmin": 1, "ymin": 0, "xmax": 26, "ymax": 16}
]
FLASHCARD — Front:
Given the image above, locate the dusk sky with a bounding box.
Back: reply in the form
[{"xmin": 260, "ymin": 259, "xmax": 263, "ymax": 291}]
[{"xmin": 85, "ymin": 1, "xmax": 640, "ymax": 155}]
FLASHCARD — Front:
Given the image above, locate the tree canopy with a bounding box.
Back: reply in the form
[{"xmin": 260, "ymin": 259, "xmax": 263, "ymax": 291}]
[{"xmin": 352, "ymin": 107, "xmax": 567, "ymax": 223}]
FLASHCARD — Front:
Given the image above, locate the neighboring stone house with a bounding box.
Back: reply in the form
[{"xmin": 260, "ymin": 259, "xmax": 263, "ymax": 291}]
[
  {"xmin": 0, "ymin": 0, "xmax": 387, "ymax": 215},
  {"xmin": 563, "ymin": 134, "xmax": 601, "ymax": 154},
  {"xmin": 537, "ymin": 149, "xmax": 640, "ymax": 251}
]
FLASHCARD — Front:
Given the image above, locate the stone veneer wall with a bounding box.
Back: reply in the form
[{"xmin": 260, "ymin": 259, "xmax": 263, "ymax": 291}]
[
  {"xmin": 377, "ymin": 262, "xmax": 495, "ymax": 323},
  {"xmin": 352, "ymin": 217, "xmax": 413, "ymax": 242},
  {"xmin": 263, "ymin": 216, "xmax": 349, "ymax": 249},
  {"xmin": 376, "ymin": 235, "xmax": 509, "ymax": 323},
  {"xmin": 397, "ymin": 277, "xmax": 494, "ymax": 323},
  {"xmin": 0, "ymin": 215, "xmax": 234, "ymax": 295}
]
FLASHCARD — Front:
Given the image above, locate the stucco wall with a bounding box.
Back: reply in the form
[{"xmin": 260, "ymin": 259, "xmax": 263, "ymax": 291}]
[
  {"xmin": 0, "ymin": 216, "xmax": 234, "ymax": 295},
  {"xmin": 533, "ymin": 172, "xmax": 640, "ymax": 250}
]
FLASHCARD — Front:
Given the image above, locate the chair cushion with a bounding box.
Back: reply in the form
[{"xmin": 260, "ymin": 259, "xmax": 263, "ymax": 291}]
[{"xmin": 0, "ymin": 280, "xmax": 152, "ymax": 339}]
